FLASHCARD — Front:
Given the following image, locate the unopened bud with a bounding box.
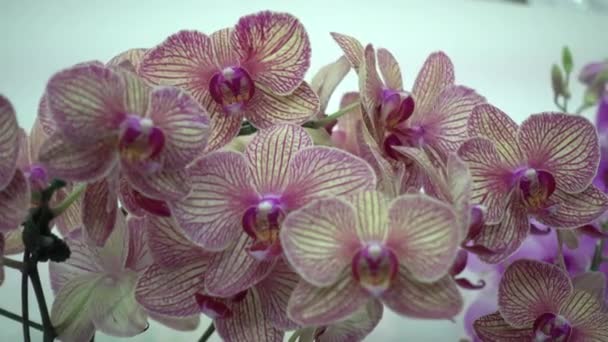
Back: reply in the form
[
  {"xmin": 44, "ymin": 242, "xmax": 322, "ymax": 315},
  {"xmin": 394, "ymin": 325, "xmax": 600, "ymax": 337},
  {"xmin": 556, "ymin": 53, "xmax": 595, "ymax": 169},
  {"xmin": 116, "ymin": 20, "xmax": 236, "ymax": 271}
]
[{"xmin": 551, "ymin": 64, "xmax": 566, "ymax": 99}]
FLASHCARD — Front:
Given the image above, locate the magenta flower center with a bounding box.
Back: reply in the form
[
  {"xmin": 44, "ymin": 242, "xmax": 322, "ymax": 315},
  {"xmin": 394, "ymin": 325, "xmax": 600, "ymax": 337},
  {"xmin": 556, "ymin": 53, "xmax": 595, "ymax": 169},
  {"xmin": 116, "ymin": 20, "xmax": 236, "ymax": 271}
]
[
  {"xmin": 533, "ymin": 313, "xmax": 571, "ymax": 341},
  {"xmin": 516, "ymin": 168, "xmax": 556, "ymax": 211},
  {"xmin": 119, "ymin": 115, "xmax": 165, "ymax": 165},
  {"xmin": 25, "ymin": 163, "xmax": 49, "ymax": 192},
  {"xmin": 242, "ymin": 196, "xmax": 285, "ymax": 261},
  {"xmin": 209, "ymin": 66, "xmax": 255, "ymax": 115},
  {"xmin": 380, "ymin": 89, "xmax": 415, "ymax": 130},
  {"xmin": 351, "ymin": 242, "xmax": 398, "ymax": 296}
]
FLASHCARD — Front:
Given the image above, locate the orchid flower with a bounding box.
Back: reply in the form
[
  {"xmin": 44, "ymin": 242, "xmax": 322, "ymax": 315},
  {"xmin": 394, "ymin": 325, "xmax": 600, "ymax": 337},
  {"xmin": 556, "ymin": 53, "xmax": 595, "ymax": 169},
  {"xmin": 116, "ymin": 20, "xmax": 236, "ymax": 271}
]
[
  {"xmin": 169, "ymin": 123, "xmax": 376, "ymax": 296},
  {"xmin": 37, "ymin": 62, "xmax": 210, "ymax": 244},
  {"xmin": 473, "ymin": 259, "xmax": 608, "ymax": 341},
  {"xmin": 310, "ymin": 55, "xmax": 351, "ymax": 120},
  {"xmin": 135, "ymin": 216, "xmax": 299, "ymax": 342},
  {"xmin": 458, "ymin": 104, "xmax": 608, "ymax": 263},
  {"xmin": 281, "ymin": 191, "xmax": 462, "ymax": 325},
  {"xmin": 139, "ymin": 11, "xmax": 319, "ymax": 151}
]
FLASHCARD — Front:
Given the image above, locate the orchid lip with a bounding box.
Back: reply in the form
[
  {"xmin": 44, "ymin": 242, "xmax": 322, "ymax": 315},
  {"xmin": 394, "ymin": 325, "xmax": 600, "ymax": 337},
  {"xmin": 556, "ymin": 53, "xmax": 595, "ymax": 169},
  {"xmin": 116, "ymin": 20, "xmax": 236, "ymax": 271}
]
[
  {"xmin": 516, "ymin": 168, "xmax": 556, "ymax": 211},
  {"xmin": 209, "ymin": 66, "xmax": 255, "ymax": 115},
  {"xmin": 119, "ymin": 114, "xmax": 166, "ymax": 163},
  {"xmin": 533, "ymin": 313, "xmax": 571, "ymax": 342},
  {"xmin": 351, "ymin": 242, "xmax": 398, "ymax": 297}
]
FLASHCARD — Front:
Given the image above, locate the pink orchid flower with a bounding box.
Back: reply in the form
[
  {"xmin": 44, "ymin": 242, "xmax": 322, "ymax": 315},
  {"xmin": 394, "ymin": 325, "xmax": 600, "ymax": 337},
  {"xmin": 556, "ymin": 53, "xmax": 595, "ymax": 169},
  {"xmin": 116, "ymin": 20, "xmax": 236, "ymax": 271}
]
[
  {"xmin": 458, "ymin": 104, "xmax": 608, "ymax": 263},
  {"xmin": 0, "ymin": 95, "xmax": 31, "ymax": 235},
  {"xmin": 37, "ymin": 62, "xmax": 210, "ymax": 244},
  {"xmin": 474, "ymin": 259, "xmax": 608, "ymax": 341},
  {"xmin": 169, "ymin": 123, "xmax": 376, "ymax": 296},
  {"xmin": 135, "ymin": 216, "xmax": 298, "ymax": 342},
  {"xmin": 139, "ymin": 11, "xmax": 319, "ymax": 151},
  {"xmin": 281, "ymin": 191, "xmax": 462, "ymax": 326}
]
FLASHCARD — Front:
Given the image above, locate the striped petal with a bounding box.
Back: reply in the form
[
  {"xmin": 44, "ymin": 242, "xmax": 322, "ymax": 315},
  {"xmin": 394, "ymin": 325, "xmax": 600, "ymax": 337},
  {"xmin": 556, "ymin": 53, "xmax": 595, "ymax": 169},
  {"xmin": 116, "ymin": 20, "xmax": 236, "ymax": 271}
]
[
  {"xmin": 233, "ymin": 11, "xmax": 311, "ymax": 95},
  {"xmin": 51, "ymin": 274, "xmax": 98, "ymax": 342},
  {"xmin": 518, "ymin": 113, "xmax": 599, "ymax": 194},
  {"xmin": 147, "ymin": 86, "xmax": 210, "ymax": 169},
  {"xmin": 359, "ymin": 45, "xmax": 383, "ymax": 126},
  {"xmin": 284, "ymin": 146, "xmax": 376, "ymax": 209},
  {"xmin": 310, "ymin": 56, "xmax": 351, "ymax": 115},
  {"xmin": 205, "ymin": 113, "xmax": 242, "ymax": 152},
  {"xmin": 474, "ymin": 199, "xmax": 529, "ymax": 264},
  {"xmin": 139, "ymin": 30, "xmax": 216, "ymax": 92},
  {"xmin": 205, "ymin": 231, "xmax": 276, "ymax": 297},
  {"xmin": 3, "ymin": 228, "xmax": 24, "ymax": 255},
  {"xmin": 377, "ymin": 48, "xmax": 403, "ymax": 90},
  {"xmin": 82, "ymin": 178, "xmax": 118, "ymax": 246},
  {"xmin": 146, "ymin": 216, "xmax": 209, "ymax": 269},
  {"xmin": 447, "ymin": 153, "xmax": 473, "ymax": 240},
  {"xmin": 316, "ymin": 300, "xmax": 383, "ymax": 342},
  {"xmin": 467, "ymin": 104, "xmax": 521, "ymax": 166},
  {"xmin": 536, "ymin": 185, "xmax": 608, "ymax": 228},
  {"xmin": 54, "ymin": 185, "xmax": 84, "ymax": 236},
  {"xmin": 93, "ymin": 212, "xmax": 130, "ymax": 276},
  {"xmin": 288, "ymin": 270, "xmax": 370, "ymax": 326},
  {"xmin": 107, "ymin": 48, "xmax": 147, "ymax": 72},
  {"xmin": 330, "ymin": 32, "xmax": 364, "ymax": 72},
  {"xmin": 210, "ymin": 28, "xmax": 238, "ymax": 67},
  {"xmin": 135, "ymin": 261, "xmax": 206, "ymax": 317},
  {"xmin": 245, "ymin": 124, "xmax": 312, "ymax": 194},
  {"xmin": 424, "ymin": 86, "xmax": 485, "ymax": 156},
  {"xmin": 281, "ymin": 197, "xmax": 359, "ymax": 287},
  {"xmin": 125, "ymin": 216, "xmax": 153, "ymax": 272},
  {"xmin": 215, "ymin": 288, "xmax": 284, "ymax": 342},
  {"xmin": 247, "ymin": 82, "xmax": 318, "ymax": 128},
  {"xmin": 572, "ymin": 272, "xmax": 606, "ymax": 301},
  {"xmin": 147, "ymin": 312, "xmax": 200, "ymax": 331},
  {"xmin": 458, "ymin": 137, "xmax": 515, "ymax": 224},
  {"xmin": 570, "ymin": 313, "xmax": 608, "ymax": 341},
  {"xmin": 38, "ymin": 92, "xmax": 57, "ymax": 136},
  {"xmin": 118, "ymin": 177, "xmax": 146, "ymax": 217},
  {"xmin": 560, "ymin": 290, "xmax": 603, "ymax": 329},
  {"xmin": 170, "ymin": 151, "xmax": 257, "ymax": 251},
  {"xmin": 412, "ymin": 52, "xmax": 455, "ymax": 116},
  {"xmin": 387, "ymin": 194, "xmax": 459, "ymax": 282},
  {"xmin": 348, "ymin": 191, "xmax": 389, "ymax": 243},
  {"xmin": 46, "ymin": 63, "xmax": 126, "ymax": 144},
  {"xmin": 28, "ymin": 117, "xmax": 48, "ymax": 164},
  {"xmin": 381, "ymin": 268, "xmax": 463, "ymax": 319},
  {"xmin": 0, "ymin": 95, "xmax": 19, "ymax": 190},
  {"xmin": 122, "ymin": 165, "xmax": 190, "ymax": 201},
  {"xmin": 118, "ymin": 68, "xmax": 150, "ymax": 115},
  {"xmin": 473, "ymin": 312, "xmax": 534, "ymax": 341},
  {"xmin": 38, "ymin": 133, "xmax": 117, "ymax": 182},
  {"xmin": 0, "ymin": 170, "xmax": 30, "ymax": 233},
  {"xmin": 498, "ymin": 259, "xmax": 573, "ymax": 328},
  {"xmin": 257, "ymin": 259, "xmax": 300, "ymax": 330}
]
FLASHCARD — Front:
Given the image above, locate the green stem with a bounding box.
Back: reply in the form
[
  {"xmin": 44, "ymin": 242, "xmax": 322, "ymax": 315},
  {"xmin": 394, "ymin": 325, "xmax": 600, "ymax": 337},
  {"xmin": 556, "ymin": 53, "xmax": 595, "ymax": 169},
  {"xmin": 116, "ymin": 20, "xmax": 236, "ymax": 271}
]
[
  {"xmin": 51, "ymin": 183, "xmax": 86, "ymax": 216},
  {"xmin": 22, "ymin": 252, "xmax": 31, "ymax": 342},
  {"xmin": 198, "ymin": 322, "xmax": 215, "ymax": 342},
  {"xmin": 553, "ymin": 96, "xmax": 567, "ymax": 113},
  {"xmin": 302, "ymin": 101, "xmax": 360, "ymax": 129},
  {"xmin": 0, "ymin": 307, "xmax": 44, "ymax": 331}
]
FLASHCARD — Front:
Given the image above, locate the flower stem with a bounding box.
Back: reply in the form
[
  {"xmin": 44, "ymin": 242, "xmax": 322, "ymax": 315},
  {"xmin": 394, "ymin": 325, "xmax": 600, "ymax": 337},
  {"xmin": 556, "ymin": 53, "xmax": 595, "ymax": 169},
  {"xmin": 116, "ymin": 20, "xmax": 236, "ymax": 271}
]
[
  {"xmin": 556, "ymin": 231, "xmax": 567, "ymax": 271},
  {"xmin": 0, "ymin": 307, "xmax": 44, "ymax": 331},
  {"xmin": 51, "ymin": 183, "xmax": 86, "ymax": 216},
  {"xmin": 2, "ymin": 256, "xmax": 24, "ymax": 271},
  {"xmin": 302, "ymin": 101, "xmax": 360, "ymax": 129},
  {"xmin": 22, "ymin": 252, "xmax": 31, "ymax": 342},
  {"xmin": 198, "ymin": 322, "xmax": 215, "ymax": 342},
  {"xmin": 28, "ymin": 254, "xmax": 56, "ymax": 342}
]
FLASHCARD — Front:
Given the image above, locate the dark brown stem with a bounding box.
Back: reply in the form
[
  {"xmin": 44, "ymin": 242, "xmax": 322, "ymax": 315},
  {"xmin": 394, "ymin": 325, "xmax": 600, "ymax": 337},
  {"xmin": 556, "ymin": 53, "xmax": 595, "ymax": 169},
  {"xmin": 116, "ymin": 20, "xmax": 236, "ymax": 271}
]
[
  {"xmin": 28, "ymin": 255, "xmax": 56, "ymax": 342},
  {"xmin": 22, "ymin": 252, "xmax": 31, "ymax": 342},
  {"xmin": 198, "ymin": 322, "xmax": 215, "ymax": 342}
]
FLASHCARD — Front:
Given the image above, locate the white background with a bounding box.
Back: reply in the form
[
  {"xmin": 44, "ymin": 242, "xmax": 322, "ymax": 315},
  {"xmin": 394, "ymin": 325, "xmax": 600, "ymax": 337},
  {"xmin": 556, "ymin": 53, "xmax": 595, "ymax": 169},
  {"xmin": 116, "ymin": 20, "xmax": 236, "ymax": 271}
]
[{"xmin": 1, "ymin": 0, "xmax": 607, "ymax": 341}]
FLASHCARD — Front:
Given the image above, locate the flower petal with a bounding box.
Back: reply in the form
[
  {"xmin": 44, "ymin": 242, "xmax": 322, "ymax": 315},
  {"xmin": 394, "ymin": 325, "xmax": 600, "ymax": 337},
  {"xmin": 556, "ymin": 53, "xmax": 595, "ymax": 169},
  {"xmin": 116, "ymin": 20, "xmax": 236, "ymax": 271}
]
[
  {"xmin": 245, "ymin": 123, "xmax": 312, "ymax": 194},
  {"xmin": 474, "ymin": 199, "xmax": 529, "ymax": 264},
  {"xmin": 125, "ymin": 216, "xmax": 153, "ymax": 272},
  {"xmin": 46, "ymin": 63, "xmax": 126, "ymax": 143},
  {"xmin": 285, "ymin": 146, "xmax": 376, "ymax": 209},
  {"xmin": 92, "ymin": 212, "xmax": 130, "ymax": 275},
  {"xmin": 206, "ymin": 113, "xmax": 242, "ymax": 152},
  {"xmin": 348, "ymin": 191, "xmax": 389, "ymax": 243},
  {"xmin": 233, "ymin": 11, "xmax": 311, "ymax": 95},
  {"xmin": 317, "ymin": 300, "xmax": 383, "ymax": 342},
  {"xmin": 210, "ymin": 28, "xmax": 238, "ymax": 67},
  {"xmin": 310, "ymin": 56, "xmax": 351, "ymax": 115},
  {"xmin": 135, "ymin": 261, "xmax": 206, "ymax": 317},
  {"xmin": 53, "ymin": 185, "xmax": 84, "ymax": 236},
  {"xmin": 147, "ymin": 312, "xmax": 200, "ymax": 331},
  {"xmin": 0, "ymin": 95, "xmax": 19, "ymax": 190},
  {"xmin": 257, "ymin": 259, "xmax": 300, "ymax": 330},
  {"xmin": 147, "ymin": 86, "xmax": 210, "ymax": 169},
  {"xmin": 330, "ymin": 32, "xmax": 364, "ymax": 72},
  {"xmin": 377, "ymin": 48, "xmax": 403, "ymax": 90},
  {"xmin": 170, "ymin": 151, "xmax": 257, "ymax": 251},
  {"xmin": 447, "ymin": 153, "xmax": 473, "ymax": 239},
  {"xmin": 572, "ymin": 272, "xmax": 606, "ymax": 302},
  {"xmin": 559, "ymin": 290, "xmax": 603, "ymax": 328},
  {"xmin": 0, "ymin": 170, "xmax": 30, "ymax": 233},
  {"xmin": 146, "ymin": 216, "xmax": 209, "ymax": 268},
  {"xmin": 82, "ymin": 178, "xmax": 118, "ymax": 246},
  {"xmin": 381, "ymin": 268, "xmax": 463, "ymax": 319},
  {"xmin": 570, "ymin": 313, "xmax": 608, "ymax": 341},
  {"xmin": 473, "ymin": 312, "xmax": 534, "ymax": 341},
  {"xmin": 205, "ymin": 231, "xmax": 276, "ymax": 297},
  {"xmin": 288, "ymin": 270, "xmax": 370, "ymax": 326},
  {"xmin": 38, "ymin": 133, "xmax": 117, "ymax": 182},
  {"xmin": 387, "ymin": 194, "xmax": 459, "ymax": 282},
  {"xmin": 359, "ymin": 44, "xmax": 384, "ymax": 122},
  {"xmin": 122, "ymin": 165, "xmax": 190, "ymax": 201},
  {"xmin": 498, "ymin": 259, "xmax": 573, "ymax": 328},
  {"xmin": 2, "ymin": 228, "xmax": 24, "ymax": 255},
  {"xmin": 518, "ymin": 113, "xmax": 599, "ymax": 193},
  {"xmin": 536, "ymin": 185, "xmax": 608, "ymax": 228},
  {"xmin": 51, "ymin": 274, "xmax": 99, "ymax": 342},
  {"xmin": 215, "ymin": 288, "xmax": 284, "ymax": 342},
  {"xmin": 458, "ymin": 137, "xmax": 514, "ymax": 224},
  {"xmin": 412, "ymin": 52, "xmax": 455, "ymax": 116},
  {"xmin": 247, "ymin": 82, "xmax": 318, "ymax": 129},
  {"xmin": 118, "ymin": 177, "xmax": 146, "ymax": 217},
  {"xmin": 107, "ymin": 48, "xmax": 147, "ymax": 72},
  {"xmin": 423, "ymin": 85, "xmax": 485, "ymax": 156},
  {"xmin": 467, "ymin": 104, "xmax": 521, "ymax": 166},
  {"xmin": 281, "ymin": 197, "xmax": 359, "ymax": 287}
]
